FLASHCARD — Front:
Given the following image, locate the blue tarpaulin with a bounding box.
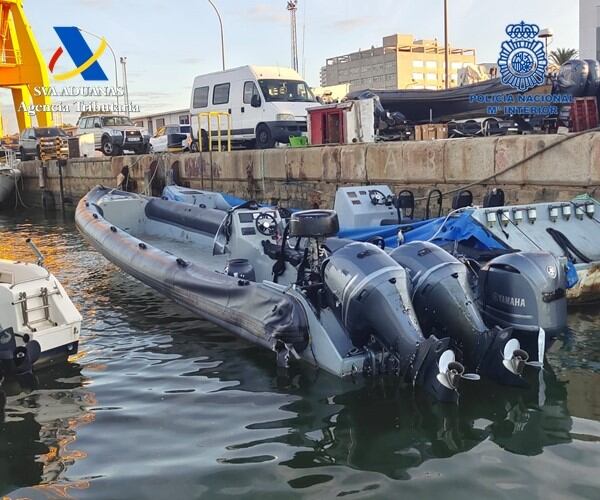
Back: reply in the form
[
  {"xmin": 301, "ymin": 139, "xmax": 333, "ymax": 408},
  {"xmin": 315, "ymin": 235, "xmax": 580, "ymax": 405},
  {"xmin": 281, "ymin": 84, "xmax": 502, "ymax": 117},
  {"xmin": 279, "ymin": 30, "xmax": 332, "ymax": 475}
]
[{"xmin": 338, "ymin": 210, "xmax": 507, "ymax": 250}]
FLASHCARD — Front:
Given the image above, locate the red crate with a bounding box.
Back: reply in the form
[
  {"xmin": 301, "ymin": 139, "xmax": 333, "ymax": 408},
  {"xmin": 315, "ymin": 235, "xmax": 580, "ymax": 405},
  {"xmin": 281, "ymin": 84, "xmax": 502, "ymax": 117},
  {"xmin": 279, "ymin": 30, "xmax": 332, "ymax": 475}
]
[{"xmin": 569, "ymin": 97, "xmax": 598, "ymax": 132}]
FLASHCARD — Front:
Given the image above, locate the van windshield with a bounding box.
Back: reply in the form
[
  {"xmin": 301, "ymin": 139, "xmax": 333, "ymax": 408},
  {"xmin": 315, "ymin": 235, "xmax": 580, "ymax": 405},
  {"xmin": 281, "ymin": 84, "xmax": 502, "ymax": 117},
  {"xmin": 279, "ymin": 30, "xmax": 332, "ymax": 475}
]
[
  {"xmin": 258, "ymin": 79, "xmax": 316, "ymax": 102},
  {"xmin": 102, "ymin": 116, "xmax": 134, "ymax": 127}
]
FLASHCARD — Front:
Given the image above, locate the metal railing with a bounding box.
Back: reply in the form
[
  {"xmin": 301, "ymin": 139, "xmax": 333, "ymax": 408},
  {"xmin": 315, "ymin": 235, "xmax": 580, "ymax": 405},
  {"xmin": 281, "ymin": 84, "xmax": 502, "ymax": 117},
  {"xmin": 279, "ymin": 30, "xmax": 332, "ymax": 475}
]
[
  {"xmin": 196, "ymin": 111, "xmax": 232, "ymax": 152},
  {"xmin": 0, "ymin": 48, "xmax": 21, "ymax": 65}
]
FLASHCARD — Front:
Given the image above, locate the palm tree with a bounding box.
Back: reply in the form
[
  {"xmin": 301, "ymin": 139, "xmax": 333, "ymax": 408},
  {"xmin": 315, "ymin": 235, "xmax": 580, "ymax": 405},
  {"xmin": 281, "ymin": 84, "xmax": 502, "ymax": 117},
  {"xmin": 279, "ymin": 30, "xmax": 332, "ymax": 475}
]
[{"xmin": 549, "ymin": 48, "xmax": 578, "ymax": 67}]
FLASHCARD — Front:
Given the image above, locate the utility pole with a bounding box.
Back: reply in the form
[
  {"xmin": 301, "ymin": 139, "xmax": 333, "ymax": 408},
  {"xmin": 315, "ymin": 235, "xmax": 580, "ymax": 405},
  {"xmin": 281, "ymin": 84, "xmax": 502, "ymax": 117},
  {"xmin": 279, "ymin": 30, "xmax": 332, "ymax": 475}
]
[
  {"xmin": 287, "ymin": 0, "xmax": 298, "ymax": 71},
  {"xmin": 444, "ymin": 0, "xmax": 449, "ymax": 89},
  {"xmin": 120, "ymin": 57, "xmax": 130, "ymax": 116}
]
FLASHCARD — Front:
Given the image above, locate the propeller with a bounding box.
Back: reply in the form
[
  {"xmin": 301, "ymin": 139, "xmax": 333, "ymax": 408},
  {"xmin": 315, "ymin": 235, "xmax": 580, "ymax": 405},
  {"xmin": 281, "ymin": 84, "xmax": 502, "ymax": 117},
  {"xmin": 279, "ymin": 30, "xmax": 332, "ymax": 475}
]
[
  {"xmin": 436, "ymin": 350, "xmax": 480, "ymax": 390},
  {"xmin": 501, "ymin": 338, "xmax": 537, "ymax": 374}
]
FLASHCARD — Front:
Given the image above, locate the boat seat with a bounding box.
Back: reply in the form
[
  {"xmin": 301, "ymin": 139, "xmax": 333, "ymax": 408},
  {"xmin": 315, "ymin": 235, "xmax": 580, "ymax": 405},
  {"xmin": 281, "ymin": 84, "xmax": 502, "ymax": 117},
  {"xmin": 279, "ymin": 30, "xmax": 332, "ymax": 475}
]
[
  {"xmin": 145, "ymin": 198, "xmax": 224, "ymax": 237},
  {"xmin": 261, "ymin": 240, "xmax": 304, "ymax": 267}
]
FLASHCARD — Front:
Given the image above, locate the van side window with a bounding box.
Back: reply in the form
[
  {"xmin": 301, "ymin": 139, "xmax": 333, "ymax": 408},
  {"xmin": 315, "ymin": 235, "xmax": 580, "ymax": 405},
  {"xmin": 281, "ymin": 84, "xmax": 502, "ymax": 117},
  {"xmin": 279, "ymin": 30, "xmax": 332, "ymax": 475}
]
[
  {"xmin": 93, "ymin": 117, "xmax": 102, "ymax": 128},
  {"xmin": 193, "ymin": 86, "xmax": 209, "ymax": 108},
  {"xmin": 243, "ymin": 81, "xmax": 258, "ymax": 104},
  {"xmin": 80, "ymin": 118, "xmax": 89, "ymax": 128},
  {"xmin": 212, "ymin": 83, "xmax": 230, "ymax": 105}
]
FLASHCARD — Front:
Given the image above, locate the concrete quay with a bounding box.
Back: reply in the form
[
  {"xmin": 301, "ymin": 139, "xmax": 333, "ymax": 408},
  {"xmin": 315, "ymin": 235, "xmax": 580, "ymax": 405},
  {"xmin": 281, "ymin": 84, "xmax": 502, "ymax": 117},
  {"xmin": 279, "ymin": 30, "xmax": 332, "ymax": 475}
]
[{"xmin": 13, "ymin": 133, "xmax": 600, "ymax": 212}]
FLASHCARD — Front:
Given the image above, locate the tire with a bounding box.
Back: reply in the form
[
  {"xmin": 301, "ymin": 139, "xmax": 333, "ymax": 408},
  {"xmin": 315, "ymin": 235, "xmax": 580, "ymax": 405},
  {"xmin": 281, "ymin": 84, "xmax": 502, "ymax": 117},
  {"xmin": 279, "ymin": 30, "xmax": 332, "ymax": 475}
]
[
  {"xmin": 289, "ymin": 210, "xmax": 339, "ymax": 238},
  {"xmin": 255, "ymin": 124, "xmax": 275, "ymax": 149},
  {"xmin": 101, "ymin": 136, "xmax": 114, "ymax": 156}
]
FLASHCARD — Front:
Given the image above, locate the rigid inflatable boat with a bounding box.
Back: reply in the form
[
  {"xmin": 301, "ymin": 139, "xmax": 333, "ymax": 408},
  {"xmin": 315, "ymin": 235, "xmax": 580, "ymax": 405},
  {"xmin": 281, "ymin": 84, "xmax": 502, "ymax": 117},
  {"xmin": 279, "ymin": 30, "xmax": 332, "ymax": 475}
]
[
  {"xmin": 0, "ymin": 241, "xmax": 81, "ymax": 377},
  {"xmin": 77, "ymin": 186, "xmax": 543, "ymax": 403},
  {"xmin": 333, "ymin": 185, "xmax": 597, "ymax": 306}
]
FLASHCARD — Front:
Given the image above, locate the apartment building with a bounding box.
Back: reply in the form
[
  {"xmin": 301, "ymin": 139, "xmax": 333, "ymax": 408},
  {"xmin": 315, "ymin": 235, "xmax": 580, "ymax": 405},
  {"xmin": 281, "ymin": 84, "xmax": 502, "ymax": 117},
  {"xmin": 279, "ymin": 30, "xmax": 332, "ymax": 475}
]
[{"xmin": 320, "ymin": 34, "xmax": 476, "ymax": 91}]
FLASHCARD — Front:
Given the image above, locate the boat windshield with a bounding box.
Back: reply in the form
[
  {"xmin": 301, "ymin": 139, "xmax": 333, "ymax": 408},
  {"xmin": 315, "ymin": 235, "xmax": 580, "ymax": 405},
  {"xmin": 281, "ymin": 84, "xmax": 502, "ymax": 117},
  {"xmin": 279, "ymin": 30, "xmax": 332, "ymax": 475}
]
[{"xmin": 258, "ymin": 79, "xmax": 316, "ymax": 102}]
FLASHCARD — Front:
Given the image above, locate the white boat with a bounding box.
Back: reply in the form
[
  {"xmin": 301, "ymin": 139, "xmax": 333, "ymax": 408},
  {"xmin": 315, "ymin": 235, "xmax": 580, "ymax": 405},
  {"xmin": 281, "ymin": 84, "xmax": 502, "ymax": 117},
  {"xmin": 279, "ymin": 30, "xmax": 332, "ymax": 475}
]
[{"xmin": 0, "ymin": 240, "xmax": 82, "ymax": 376}]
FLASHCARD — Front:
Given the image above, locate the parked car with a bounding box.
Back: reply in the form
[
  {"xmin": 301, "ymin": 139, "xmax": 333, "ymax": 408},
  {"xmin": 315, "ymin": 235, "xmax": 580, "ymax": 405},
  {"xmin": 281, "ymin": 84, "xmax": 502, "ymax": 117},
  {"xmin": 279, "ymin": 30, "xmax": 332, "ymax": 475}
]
[
  {"xmin": 19, "ymin": 127, "xmax": 67, "ymax": 160},
  {"xmin": 149, "ymin": 124, "xmax": 192, "ymax": 152},
  {"xmin": 75, "ymin": 115, "xmax": 150, "ymax": 156},
  {"xmin": 189, "ymin": 65, "xmax": 317, "ymax": 149}
]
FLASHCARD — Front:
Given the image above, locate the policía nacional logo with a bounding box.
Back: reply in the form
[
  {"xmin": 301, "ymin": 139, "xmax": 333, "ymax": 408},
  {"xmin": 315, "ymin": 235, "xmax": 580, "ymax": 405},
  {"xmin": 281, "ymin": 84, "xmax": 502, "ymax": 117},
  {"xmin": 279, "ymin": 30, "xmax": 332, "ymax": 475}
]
[
  {"xmin": 48, "ymin": 27, "xmax": 109, "ymax": 81},
  {"xmin": 498, "ymin": 21, "xmax": 547, "ymax": 92}
]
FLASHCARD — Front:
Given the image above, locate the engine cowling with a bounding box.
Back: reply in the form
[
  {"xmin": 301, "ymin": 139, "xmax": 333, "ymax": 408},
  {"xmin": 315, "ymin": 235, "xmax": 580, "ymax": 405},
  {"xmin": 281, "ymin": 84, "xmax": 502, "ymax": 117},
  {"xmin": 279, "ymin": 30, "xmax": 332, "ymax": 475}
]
[
  {"xmin": 322, "ymin": 241, "xmax": 466, "ymax": 402},
  {"xmin": 389, "ymin": 241, "xmax": 529, "ymax": 386},
  {"xmin": 478, "ymin": 252, "xmax": 567, "ymax": 336}
]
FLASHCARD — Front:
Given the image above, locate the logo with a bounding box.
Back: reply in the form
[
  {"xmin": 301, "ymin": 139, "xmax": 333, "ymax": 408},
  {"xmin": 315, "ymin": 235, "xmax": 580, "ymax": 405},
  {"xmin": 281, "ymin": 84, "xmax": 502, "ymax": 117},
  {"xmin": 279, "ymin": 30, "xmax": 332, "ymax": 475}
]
[
  {"xmin": 546, "ymin": 265, "xmax": 557, "ymax": 279},
  {"xmin": 498, "ymin": 21, "xmax": 547, "ymax": 92},
  {"xmin": 48, "ymin": 27, "xmax": 108, "ymax": 81},
  {"xmin": 493, "ymin": 292, "xmax": 526, "ymax": 308}
]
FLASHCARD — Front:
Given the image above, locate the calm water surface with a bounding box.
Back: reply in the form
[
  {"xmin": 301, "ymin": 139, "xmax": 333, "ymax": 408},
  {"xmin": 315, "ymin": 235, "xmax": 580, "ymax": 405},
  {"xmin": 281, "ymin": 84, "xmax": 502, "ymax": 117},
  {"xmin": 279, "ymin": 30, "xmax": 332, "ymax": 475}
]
[{"xmin": 0, "ymin": 209, "xmax": 599, "ymax": 499}]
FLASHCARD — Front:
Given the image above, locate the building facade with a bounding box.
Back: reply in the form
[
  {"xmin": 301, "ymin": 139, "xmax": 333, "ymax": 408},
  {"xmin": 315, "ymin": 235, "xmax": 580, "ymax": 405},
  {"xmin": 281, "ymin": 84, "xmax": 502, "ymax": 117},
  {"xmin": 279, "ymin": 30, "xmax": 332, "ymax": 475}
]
[
  {"xmin": 320, "ymin": 34, "xmax": 476, "ymax": 91},
  {"xmin": 580, "ymin": 0, "xmax": 600, "ymax": 60},
  {"xmin": 132, "ymin": 108, "xmax": 190, "ymax": 136}
]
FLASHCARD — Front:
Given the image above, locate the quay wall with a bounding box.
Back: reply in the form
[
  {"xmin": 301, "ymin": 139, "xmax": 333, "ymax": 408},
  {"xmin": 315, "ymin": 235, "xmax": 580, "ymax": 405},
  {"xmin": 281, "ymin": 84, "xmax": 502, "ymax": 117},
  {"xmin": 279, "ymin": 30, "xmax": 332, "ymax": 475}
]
[{"xmin": 13, "ymin": 133, "xmax": 600, "ymax": 212}]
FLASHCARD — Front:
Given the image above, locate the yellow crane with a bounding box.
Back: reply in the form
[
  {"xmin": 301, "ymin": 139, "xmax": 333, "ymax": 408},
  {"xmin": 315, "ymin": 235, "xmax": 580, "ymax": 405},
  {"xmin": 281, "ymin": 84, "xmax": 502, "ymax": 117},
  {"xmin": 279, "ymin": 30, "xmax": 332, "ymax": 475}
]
[{"xmin": 0, "ymin": 0, "xmax": 52, "ymax": 132}]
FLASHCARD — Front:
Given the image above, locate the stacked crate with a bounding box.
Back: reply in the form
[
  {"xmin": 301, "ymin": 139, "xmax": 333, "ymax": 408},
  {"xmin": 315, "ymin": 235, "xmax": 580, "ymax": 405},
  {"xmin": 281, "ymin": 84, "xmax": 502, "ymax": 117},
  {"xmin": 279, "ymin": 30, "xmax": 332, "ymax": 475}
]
[
  {"xmin": 39, "ymin": 136, "xmax": 69, "ymax": 161},
  {"xmin": 569, "ymin": 97, "xmax": 599, "ymax": 132}
]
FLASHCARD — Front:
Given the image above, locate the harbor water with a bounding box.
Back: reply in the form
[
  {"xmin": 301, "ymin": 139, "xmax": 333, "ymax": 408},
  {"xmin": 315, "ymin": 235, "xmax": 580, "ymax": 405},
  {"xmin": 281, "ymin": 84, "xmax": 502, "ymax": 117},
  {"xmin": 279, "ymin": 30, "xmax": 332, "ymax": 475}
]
[{"xmin": 1, "ymin": 209, "xmax": 599, "ymax": 499}]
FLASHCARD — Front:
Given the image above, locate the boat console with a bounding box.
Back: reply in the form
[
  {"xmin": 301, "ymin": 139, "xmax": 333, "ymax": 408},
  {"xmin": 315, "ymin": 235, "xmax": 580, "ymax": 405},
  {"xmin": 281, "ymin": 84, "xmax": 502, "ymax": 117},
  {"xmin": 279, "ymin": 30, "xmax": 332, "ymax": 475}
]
[{"xmin": 334, "ymin": 185, "xmax": 400, "ymax": 229}]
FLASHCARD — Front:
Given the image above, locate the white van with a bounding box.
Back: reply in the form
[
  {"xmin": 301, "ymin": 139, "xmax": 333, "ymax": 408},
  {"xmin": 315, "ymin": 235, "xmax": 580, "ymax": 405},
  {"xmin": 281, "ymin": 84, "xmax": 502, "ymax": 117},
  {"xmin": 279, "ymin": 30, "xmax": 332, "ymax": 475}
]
[{"xmin": 189, "ymin": 65, "xmax": 317, "ymax": 149}]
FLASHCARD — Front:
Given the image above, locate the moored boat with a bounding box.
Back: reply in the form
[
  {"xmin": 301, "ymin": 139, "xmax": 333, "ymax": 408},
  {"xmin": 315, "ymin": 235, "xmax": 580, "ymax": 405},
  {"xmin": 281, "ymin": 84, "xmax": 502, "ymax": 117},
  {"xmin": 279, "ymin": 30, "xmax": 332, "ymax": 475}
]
[
  {"xmin": 76, "ymin": 186, "xmax": 549, "ymax": 403},
  {"xmin": 0, "ymin": 240, "xmax": 82, "ymax": 377},
  {"xmin": 332, "ymin": 185, "xmax": 600, "ymax": 305}
]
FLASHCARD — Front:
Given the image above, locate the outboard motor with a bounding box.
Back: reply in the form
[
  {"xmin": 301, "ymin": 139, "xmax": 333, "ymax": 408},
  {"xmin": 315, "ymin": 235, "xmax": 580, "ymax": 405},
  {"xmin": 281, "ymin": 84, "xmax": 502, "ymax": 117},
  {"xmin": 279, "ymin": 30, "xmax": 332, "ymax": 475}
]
[
  {"xmin": 0, "ymin": 327, "xmax": 41, "ymax": 377},
  {"xmin": 389, "ymin": 242, "xmax": 529, "ymax": 386},
  {"xmin": 478, "ymin": 252, "xmax": 567, "ymax": 338},
  {"xmin": 322, "ymin": 241, "xmax": 469, "ymax": 403}
]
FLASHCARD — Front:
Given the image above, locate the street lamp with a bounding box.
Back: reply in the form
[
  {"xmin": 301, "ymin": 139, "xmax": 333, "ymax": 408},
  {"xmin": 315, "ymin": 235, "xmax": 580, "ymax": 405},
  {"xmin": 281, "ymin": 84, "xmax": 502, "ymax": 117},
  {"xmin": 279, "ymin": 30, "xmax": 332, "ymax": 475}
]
[
  {"xmin": 120, "ymin": 57, "xmax": 130, "ymax": 116},
  {"xmin": 444, "ymin": 0, "xmax": 449, "ymax": 89},
  {"xmin": 77, "ymin": 27, "xmax": 119, "ymax": 108},
  {"xmin": 539, "ymin": 28, "xmax": 554, "ymax": 62},
  {"xmin": 207, "ymin": 0, "xmax": 225, "ymax": 70}
]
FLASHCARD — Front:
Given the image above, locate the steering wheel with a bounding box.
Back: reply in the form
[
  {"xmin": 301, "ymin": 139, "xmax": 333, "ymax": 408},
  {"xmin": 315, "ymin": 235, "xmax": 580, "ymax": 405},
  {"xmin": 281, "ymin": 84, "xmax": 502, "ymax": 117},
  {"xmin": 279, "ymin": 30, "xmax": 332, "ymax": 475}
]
[
  {"xmin": 369, "ymin": 189, "xmax": 387, "ymax": 206},
  {"xmin": 255, "ymin": 212, "xmax": 278, "ymax": 236}
]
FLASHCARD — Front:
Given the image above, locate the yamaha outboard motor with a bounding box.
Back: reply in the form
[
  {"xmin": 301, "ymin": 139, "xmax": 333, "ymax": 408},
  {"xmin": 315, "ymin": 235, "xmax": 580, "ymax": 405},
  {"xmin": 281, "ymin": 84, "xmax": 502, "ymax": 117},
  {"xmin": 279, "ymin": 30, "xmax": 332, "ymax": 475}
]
[
  {"xmin": 389, "ymin": 242, "xmax": 529, "ymax": 386},
  {"xmin": 478, "ymin": 252, "xmax": 567, "ymax": 339},
  {"xmin": 321, "ymin": 241, "xmax": 469, "ymax": 403}
]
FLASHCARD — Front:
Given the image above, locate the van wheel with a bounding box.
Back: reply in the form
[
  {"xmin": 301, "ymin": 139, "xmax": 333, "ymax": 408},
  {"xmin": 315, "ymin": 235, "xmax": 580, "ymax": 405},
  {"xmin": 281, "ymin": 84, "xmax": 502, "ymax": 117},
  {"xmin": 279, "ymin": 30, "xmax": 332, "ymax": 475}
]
[{"xmin": 256, "ymin": 124, "xmax": 275, "ymax": 149}]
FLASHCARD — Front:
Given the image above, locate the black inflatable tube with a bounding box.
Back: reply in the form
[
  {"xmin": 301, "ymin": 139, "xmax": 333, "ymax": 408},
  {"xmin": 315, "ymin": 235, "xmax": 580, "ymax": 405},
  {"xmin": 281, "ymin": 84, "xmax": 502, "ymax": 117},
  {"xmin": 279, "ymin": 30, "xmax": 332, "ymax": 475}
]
[{"xmin": 76, "ymin": 187, "xmax": 309, "ymax": 353}]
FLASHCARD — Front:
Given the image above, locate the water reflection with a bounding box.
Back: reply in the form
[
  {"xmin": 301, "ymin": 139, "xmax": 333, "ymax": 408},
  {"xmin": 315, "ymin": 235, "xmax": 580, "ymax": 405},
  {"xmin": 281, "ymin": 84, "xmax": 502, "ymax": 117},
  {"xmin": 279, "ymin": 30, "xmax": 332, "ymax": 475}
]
[
  {"xmin": 0, "ymin": 209, "xmax": 599, "ymax": 498},
  {"xmin": 0, "ymin": 362, "xmax": 95, "ymax": 497}
]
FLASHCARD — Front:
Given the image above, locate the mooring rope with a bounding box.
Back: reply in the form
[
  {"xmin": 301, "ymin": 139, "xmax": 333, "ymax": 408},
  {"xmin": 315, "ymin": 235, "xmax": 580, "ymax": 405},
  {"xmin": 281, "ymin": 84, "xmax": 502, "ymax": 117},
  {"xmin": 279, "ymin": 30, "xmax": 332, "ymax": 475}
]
[{"xmin": 412, "ymin": 126, "xmax": 600, "ymax": 202}]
